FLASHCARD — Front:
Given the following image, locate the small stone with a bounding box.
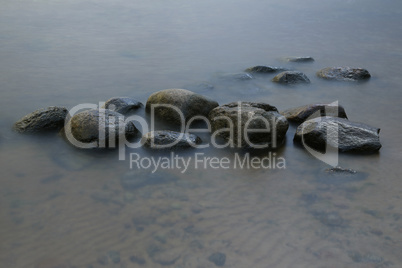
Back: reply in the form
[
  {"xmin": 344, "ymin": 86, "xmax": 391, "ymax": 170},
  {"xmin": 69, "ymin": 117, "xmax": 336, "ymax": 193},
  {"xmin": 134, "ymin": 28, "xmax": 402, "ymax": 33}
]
[
  {"xmin": 317, "ymin": 67, "xmax": 371, "ymax": 81},
  {"xmin": 13, "ymin": 106, "xmax": 68, "ymax": 133},
  {"xmin": 281, "ymin": 103, "xmax": 348, "ymax": 123},
  {"xmin": 215, "ymin": 72, "xmax": 253, "ymax": 80},
  {"xmin": 272, "ymin": 71, "xmax": 310, "ymax": 84},
  {"xmin": 245, "ymin": 66, "xmax": 287, "ymax": 73},
  {"xmin": 102, "ymin": 97, "xmax": 143, "ymax": 115},
  {"xmin": 285, "ymin": 56, "xmax": 314, "ymax": 62},
  {"xmin": 142, "ymin": 130, "xmax": 201, "ymax": 149},
  {"xmin": 208, "ymin": 252, "xmax": 226, "ymax": 266}
]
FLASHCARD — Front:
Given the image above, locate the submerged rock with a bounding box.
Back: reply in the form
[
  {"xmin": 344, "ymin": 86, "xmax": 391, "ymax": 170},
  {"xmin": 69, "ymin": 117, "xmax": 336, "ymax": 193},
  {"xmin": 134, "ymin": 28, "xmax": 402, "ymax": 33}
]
[
  {"xmin": 142, "ymin": 130, "xmax": 201, "ymax": 149},
  {"xmin": 272, "ymin": 71, "xmax": 310, "ymax": 84},
  {"xmin": 281, "ymin": 103, "xmax": 348, "ymax": 123},
  {"xmin": 102, "ymin": 97, "xmax": 143, "ymax": 115},
  {"xmin": 215, "ymin": 72, "xmax": 253, "ymax": 80},
  {"xmin": 61, "ymin": 109, "xmax": 138, "ymax": 148},
  {"xmin": 208, "ymin": 252, "xmax": 226, "ymax": 267},
  {"xmin": 13, "ymin": 106, "xmax": 68, "ymax": 133},
  {"xmin": 284, "ymin": 56, "xmax": 314, "ymax": 62},
  {"xmin": 209, "ymin": 102, "xmax": 289, "ymax": 148},
  {"xmin": 316, "ymin": 67, "xmax": 371, "ymax": 81},
  {"xmin": 294, "ymin": 117, "xmax": 381, "ymax": 153},
  {"xmin": 244, "ymin": 65, "xmax": 287, "ymax": 73},
  {"xmin": 146, "ymin": 89, "xmax": 219, "ymax": 125}
]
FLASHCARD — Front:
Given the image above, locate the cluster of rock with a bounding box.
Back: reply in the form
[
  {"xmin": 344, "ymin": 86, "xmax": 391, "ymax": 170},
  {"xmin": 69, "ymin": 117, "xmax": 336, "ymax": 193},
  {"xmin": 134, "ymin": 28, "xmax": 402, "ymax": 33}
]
[{"xmin": 12, "ymin": 57, "xmax": 380, "ymax": 155}]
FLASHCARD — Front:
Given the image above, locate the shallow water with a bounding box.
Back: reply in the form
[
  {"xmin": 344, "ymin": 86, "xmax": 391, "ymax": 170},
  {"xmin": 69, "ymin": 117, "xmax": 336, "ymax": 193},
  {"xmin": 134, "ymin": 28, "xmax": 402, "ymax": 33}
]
[{"xmin": 1, "ymin": 0, "xmax": 402, "ymax": 267}]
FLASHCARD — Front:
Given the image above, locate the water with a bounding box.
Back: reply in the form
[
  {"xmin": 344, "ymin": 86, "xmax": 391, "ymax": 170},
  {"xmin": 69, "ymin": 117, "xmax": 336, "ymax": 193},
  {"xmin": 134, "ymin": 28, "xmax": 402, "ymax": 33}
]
[{"xmin": 1, "ymin": 0, "xmax": 402, "ymax": 267}]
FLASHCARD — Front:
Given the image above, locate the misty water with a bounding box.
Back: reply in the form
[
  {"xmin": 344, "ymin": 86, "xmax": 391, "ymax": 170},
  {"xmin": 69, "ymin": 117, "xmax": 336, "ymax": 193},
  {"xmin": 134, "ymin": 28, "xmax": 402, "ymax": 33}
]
[{"xmin": 1, "ymin": 0, "xmax": 402, "ymax": 267}]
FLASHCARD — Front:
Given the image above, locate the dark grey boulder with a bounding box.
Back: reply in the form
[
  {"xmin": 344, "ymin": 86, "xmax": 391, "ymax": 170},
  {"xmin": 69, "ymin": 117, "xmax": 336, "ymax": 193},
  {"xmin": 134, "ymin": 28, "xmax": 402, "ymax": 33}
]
[
  {"xmin": 102, "ymin": 97, "xmax": 143, "ymax": 115},
  {"xmin": 281, "ymin": 103, "xmax": 348, "ymax": 123},
  {"xmin": 209, "ymin": 102, "xmax": 289, "ymax": 149},
  {"xmin": 285, "ymin": 56, "xmax": 314, "ymax": 62},
  {"xmin": 208, "ymin": 252, "xmax": 226, "ymax": 267},
  {"xmin": 61, "ymin": 108, "xmax": 138, "ymax": 148},
  {"xmin": 13, "ymin": 106, "xmax": 68, "ymax": 133},
  {"xmin": 142, "ymin": 130, "xmax": 201, "ymax": 149},
  {"xmin": 245, "ymin": 66, "xmax": 287, "ymax": 73},
  {"xmin": 146, "ymin": 89, "xmax": 219, "ymax": 125},
  {"xmin": 294, "ymin": 117, "xmax": 381, "ymax": 153},
  {"xmin": 272, "ymin": 71, "xmax": 310, "ymax": 84},
  {"xmin": 316, "ymin": 67, "xmax": 371, "ymax": 81}
]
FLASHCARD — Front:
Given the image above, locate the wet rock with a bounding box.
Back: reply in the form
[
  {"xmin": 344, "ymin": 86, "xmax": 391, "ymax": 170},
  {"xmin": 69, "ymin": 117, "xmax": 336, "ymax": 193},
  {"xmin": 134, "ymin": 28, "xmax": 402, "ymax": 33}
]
[
  {"xmin": 281, "ymin": 103, "xmax": 348, "ymax": 123},
  {"xmin": 121, "ymin": 170, "xmax": 178, "ymax": 190},
  {"xmin": 146, "ymin": 89, "xmax": 218, "ymax": 125},
  {"xmin": 13, "ymin": 106, "xmax": 68, "ymax": 133},
  {"xmin": 244, "ymin": 66, "xmax": 287, "ymax": 73},
  {"xmin": 272, "ymin": 71, "xmax": 310, "ymax": 84},
  {"xmin": 317, "ymin": 166, "xmax": 367, "ymax": 185},
  {"xmin": 284, "ymin": 56, "xmax": 314, "ymax": 62},
  {"xmin": 130, "ymin": 255, "xmax": 146, "ymax": 265},
  {"xmin": 215, "ymin": 72, "xmax": 253, "ymax": 80},
  {"xmin": 142, "ymin": 130, "xmax": 201, "ymax": 149},
  {"xmin": 209, "ymin": 102, "xmax": 289, "ymax": 148},
  {"xmin": 325, "ymin": 166, "xmax": 357, "ymax": 175},
  {"xmin": 61, "ymin": 109, "xmax": 138, "ymax": 148},
  {"xmin": 294, "ymin": 117, "xmax": 381, "ymax": 153},
  {"xmin": 316, "ymin": 67, "xmax": 371, "ymax": 81},
  {"xmin": 208, "ymin": 252, "xmax": 226, "ymax": 267},
  {"xmin": 102, "ymin": 97, "xmax": 143, "ymax": 115}
]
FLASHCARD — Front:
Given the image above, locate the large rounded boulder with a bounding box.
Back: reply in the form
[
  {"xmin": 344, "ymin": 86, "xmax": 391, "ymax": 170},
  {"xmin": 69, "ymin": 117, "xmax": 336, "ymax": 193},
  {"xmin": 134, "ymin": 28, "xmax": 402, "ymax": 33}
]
[
  {"xmin": 13, "ymin": 106, "xmax": 68, "ymax": 133},
  {"xmin": 209, "ymin": 102, "xmax": 289, "ymax": 149},
  {"xmin": 294, "ymin": 117, "xmax": 381, "ymax": 153},
  {"xmin": 146, "ymin": 89, "xmax": 219, "ymax": 125},
  {"xmin": 61, "ymin": 108, "xmax": 138, "ymax": 148},
  {"xmin": 316, "ymin": 67, "xmax": 371, "ymax": 81}
]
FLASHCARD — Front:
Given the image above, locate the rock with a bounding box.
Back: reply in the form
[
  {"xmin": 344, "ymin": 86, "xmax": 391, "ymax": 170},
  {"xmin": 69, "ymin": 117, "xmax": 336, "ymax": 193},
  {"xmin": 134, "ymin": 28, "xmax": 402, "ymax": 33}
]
[
  {"xmin": 316, "ymin": 67, "xmax": 371, "ymax": 81},
  {"xmin": 13, "ymin": 106, "xmax": 68, "ymax": 133},
  {"xmin": 244, "ymin": 66, "xmax": 287, "ymax": 73},
  {"xmin": 142, "ymin": 130, "xmax": 201, "ymax": 149},
  {"xmin": 294, "ymin": 117, "xmax": 381, "ymax": 153},
  {"xmin": 272, "ymin": 71, "xmax": 310, "ymax": 84},
  {"xmin": 325, "ymin": 166, "xmax": 357, "ymax": 175},
  {"xmin": 208, "ymin": 252, "xmax": 226, "ymax": 267},
  {"xmin": 101, "ymin": 97, "xmax": 143, "ymax": 115},
  {"xmin": 61, "ymin": 109, "xmax": 138, "ymax": 148},
  {"xmin": 281, "ymin": 103, "xmax": 348, "ymax": 123},
  {"xmin": 146, "ymin": 89, "xmax": 219, "ymax": 125},
  {"xmin": 317, "ymin": 166, "xmax": 368, "ymax": 185},
  {"xmin": 284, "ymin": 56, "xmax": 314, "ymax": 62},
  {"xmin": 215, "ymin": 72, "xmax": 253, "ymax": 80},
  {"xmin": 209, "ymin": 102, "xmax": 289, "ymax": 149}
]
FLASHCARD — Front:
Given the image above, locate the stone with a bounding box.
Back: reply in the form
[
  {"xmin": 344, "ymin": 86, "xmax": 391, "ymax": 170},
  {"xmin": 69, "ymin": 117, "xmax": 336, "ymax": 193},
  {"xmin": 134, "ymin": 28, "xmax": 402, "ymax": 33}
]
[
  {"xmin": 215, "ymin": 72, "xmax": 253, "ymax": 80},
  {"xmin": 13, "ymin": 106, "xmax": 68, "ymax": 133},
  {"xmin": 281, "ymin": 103, "xmax": 348, "ymax": 123},
  {"xmin": 294, "ymin": 117, "xmax": 381, "ymax": 153},
  {"xmin": 284, "ymin": 56, "xmax": 314, "ymax": 62},
  {"xmin": 209, "ymin": 102, "xmax": 289, "ymax": 149},
  {"xmin": 244, "ymin": 66, "xmax": 287, "ymax": 73},
  {"xmin": 142, "ymin": 130, "xmax": 201, "ymax": 149},
  {"xmin": 316, "ymin": 67, "xmax": 371, "ymax": 81},
  {"xmin": 208, "ymin": 252, "xmax": 226, "ymax": 267},
  {"xmin": 272, "ymin": 71, "xmax": 310, "ymax": 84},
  {"xmin": 101, "ymin": 97, "xmax": 143, "ymax": 115},
  {"xmin": 61, "ymin": 109, "xmax": 138, "ymax": 148},
  {"xmin": 146, "ymin": 89, "xmax": 219, "ymax": 125}
]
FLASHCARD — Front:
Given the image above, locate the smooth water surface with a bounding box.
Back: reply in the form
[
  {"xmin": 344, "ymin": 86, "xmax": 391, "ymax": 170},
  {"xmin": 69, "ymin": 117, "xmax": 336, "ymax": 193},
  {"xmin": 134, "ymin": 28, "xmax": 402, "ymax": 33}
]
[{"xmin": 1, "ymin": 0, "xmax": 402, "ymax": 267}]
